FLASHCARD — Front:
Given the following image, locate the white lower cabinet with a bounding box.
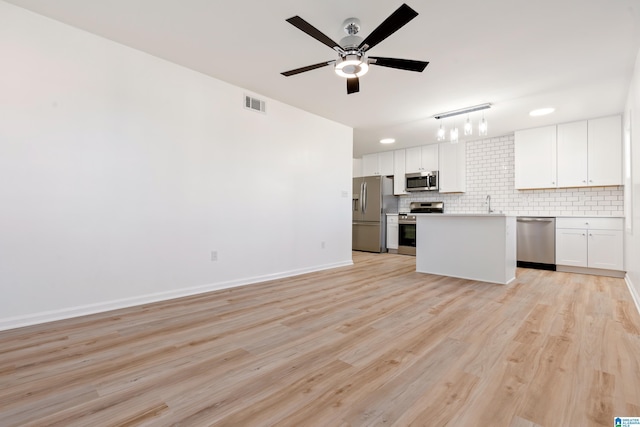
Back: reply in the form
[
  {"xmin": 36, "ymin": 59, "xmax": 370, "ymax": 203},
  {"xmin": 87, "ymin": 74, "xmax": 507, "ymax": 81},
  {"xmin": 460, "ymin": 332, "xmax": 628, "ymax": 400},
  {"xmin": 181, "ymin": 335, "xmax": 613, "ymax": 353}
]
[
  {"xmin": 386, "ymin": 214, "xmax": 399, "ymax": 251},
  {"xmin": 587, "ymin": 229, "xmax": 624, "ymax": 270},
  {"xmin": 556, "ymin": 229, "xmax": 588, "ymax": 267},
  {"xmin": 556, "ymin": 217, "xmax": 624, "ymax": 273}
]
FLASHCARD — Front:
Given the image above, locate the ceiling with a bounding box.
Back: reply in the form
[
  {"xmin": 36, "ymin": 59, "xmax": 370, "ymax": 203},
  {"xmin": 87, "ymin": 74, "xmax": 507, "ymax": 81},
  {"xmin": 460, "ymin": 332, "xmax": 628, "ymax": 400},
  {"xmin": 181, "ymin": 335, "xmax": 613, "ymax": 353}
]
[{"xmin": 5, "ymin": 0, "xmax": 640, "ymax": 157}]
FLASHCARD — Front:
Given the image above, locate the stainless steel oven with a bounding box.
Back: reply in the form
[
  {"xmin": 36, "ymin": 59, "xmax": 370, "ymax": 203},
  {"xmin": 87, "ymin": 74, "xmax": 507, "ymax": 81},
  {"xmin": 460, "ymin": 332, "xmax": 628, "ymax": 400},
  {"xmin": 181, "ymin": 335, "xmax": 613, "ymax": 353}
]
[
  {"xmin": 398, "ymin": 202, "xmax": 444, "ymax": 256},
  {"xmin": 398, "ymin": 214, "xmax": 417, "ymax": 255}
]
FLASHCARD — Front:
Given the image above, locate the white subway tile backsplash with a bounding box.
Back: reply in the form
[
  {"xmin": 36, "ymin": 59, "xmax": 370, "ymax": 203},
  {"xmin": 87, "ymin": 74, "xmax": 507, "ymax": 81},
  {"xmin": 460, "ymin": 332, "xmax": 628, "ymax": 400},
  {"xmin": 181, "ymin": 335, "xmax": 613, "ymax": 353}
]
[{"xmin": 399, "ymin": 133, "xmax": 624, "ymax": 216}]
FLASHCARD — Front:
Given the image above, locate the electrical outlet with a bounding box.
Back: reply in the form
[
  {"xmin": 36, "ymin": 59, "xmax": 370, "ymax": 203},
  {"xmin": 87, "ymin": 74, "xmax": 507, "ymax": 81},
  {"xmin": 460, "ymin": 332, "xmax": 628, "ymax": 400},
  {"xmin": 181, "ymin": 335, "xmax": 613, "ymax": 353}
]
[
  {"xmin": 341, "ymin": 190, "xmax": 348, "ymax": 198},
  {"xmin": 211, "ymin": 251, "xmax": 218, "ymax": 261}
]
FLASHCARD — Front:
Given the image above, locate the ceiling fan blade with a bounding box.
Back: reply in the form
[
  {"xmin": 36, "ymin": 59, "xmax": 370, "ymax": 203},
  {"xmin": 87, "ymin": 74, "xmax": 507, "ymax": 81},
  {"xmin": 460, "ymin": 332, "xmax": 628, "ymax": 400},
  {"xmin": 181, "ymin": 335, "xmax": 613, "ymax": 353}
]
[
  {"xmin": 347, "ymin": 77, "xmax": 360, "ymax": 94},
  {"xmin": 281, "ymin": 61, "xmax": 333, "ymax": 77},
  {"xmin": 358, "ymin": 4, "xmax": 418, "ymax": 51},
  {"xmin": 369, "ymin": 57, "xmax": 429, "ymax": 72},
  {"xmin": 286, "ymin": 16, "xmax": 344, "ymax": 53}
]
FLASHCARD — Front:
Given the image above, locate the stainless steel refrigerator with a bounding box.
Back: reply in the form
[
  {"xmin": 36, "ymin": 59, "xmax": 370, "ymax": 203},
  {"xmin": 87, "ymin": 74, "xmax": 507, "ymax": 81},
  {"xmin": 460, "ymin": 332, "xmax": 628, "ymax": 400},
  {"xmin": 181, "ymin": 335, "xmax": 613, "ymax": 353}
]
[{"xmin": 352, "ymin": 175, "xmax": 397, "ymax": 252}]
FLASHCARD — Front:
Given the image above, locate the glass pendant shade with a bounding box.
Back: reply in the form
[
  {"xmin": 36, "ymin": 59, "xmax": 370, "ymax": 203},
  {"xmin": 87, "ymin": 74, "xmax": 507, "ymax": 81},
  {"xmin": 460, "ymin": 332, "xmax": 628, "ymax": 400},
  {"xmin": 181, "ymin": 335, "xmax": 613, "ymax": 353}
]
[
  {"xmin": 450, "ymin": 127, "xmax": 459, "ymax": 143},
  {"xmin": 464, "ymin": 116, "xmax": 473, "ymax": 136},
  {"xmin": 437, "ymin": 123, "xmax": 446, "ymax": 141},
  {"xmin": 479, "ymin": 117, "xmax": 488, "ymax": 136}
]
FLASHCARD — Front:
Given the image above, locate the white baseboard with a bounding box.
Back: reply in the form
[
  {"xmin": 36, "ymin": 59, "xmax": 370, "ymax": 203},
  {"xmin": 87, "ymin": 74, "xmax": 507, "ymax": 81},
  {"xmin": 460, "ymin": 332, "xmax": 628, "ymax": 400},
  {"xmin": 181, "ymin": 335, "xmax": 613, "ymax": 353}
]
[
  {"xmin": 0, "ymin": 260, "xmax": 353, "ymax": 332},
  {"xmin": 625, "ymin": 274, "xmax": 640, "ymax": 316}
]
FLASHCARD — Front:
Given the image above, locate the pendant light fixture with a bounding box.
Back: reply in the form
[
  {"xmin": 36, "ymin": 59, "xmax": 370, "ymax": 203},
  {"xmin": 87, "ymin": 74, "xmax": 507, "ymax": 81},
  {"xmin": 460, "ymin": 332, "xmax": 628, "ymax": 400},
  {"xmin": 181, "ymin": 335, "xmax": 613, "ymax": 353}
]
[
  {"xmin": 464, "ymin": 114, "xmax": 473, "ymax": 136},
  {"xmin": 437, "ymin": 122, "xmax": 446, "ymax": 141},
  {"xmin": 479, "ymin": 113, "xmax": 488, "ymax": 136},
  {"xmin": 433, "ymin": 103, "xmax": 491, "ymax": 142},
  {"xmin": 450, "ymin": 119, "xmax": 459, "ymax": 143}
]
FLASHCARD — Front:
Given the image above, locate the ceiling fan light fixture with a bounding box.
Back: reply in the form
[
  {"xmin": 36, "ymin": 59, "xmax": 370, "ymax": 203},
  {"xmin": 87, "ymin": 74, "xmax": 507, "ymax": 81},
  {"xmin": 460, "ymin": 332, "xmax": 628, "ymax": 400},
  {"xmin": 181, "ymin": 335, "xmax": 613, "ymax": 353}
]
[{"xmin": 334, "ymin": 54, "xmax": 369, "ymax": 78}]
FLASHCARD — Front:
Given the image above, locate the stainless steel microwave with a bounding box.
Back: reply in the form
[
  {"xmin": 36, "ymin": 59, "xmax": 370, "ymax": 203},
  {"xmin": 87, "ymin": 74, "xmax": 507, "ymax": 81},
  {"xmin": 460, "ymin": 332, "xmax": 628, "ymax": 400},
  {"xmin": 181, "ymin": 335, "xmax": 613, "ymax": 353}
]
[{"xmin": 406, "ymin": 171, "xmax": 439, "ymax": 191}]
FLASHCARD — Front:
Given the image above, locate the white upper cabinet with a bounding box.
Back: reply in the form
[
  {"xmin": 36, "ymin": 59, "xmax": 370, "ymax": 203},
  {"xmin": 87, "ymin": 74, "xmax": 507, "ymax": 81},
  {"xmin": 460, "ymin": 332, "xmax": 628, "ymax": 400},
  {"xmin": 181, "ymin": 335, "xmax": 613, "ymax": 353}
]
[
  {"xmin": 557, "ymin": 116, "xmax": 622, "ymax": 188},
  {"xmin": 438, "ymin": 141, "xmax": 466, "ymax": 193},
  {"xmin": 405, "ymin": 144, "xmax": 439, "ymax": 174},
  {"xmin": 587, "ymin": 115, "xmax": 622, "ymax": 186},
  {"xmin": 516, "ymin": 115, "xmax": 622, "ymax": 190},
  {"xmin": 352, "ymin": 158, "xmax": 363, "ymax": 178},
  {"xmin": 362, "ymin": 153, "xmax": 378, "ymax": 176},
  {"xmin": 393, "ymin": 149, "xmax": 407, "ymax": 195},
  {"xmin": 514, "ymin": 125, "xmax": 557, "ymax": 189},
  {"xmin": 362, "ymin": 151, "xmax": 394, "ymax": 176},
  {"xmin": 557, "ymin": 121, "xmax": 588, "ymax": 187}
]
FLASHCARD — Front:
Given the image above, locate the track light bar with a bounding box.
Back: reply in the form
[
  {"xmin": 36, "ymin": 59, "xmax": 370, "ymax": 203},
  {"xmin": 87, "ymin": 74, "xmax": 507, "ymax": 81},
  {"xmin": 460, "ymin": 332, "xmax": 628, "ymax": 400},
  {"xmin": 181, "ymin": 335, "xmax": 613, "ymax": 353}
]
[{"xmin": 433, "ymin": 103, "xmax": 491, "ymax": 120}]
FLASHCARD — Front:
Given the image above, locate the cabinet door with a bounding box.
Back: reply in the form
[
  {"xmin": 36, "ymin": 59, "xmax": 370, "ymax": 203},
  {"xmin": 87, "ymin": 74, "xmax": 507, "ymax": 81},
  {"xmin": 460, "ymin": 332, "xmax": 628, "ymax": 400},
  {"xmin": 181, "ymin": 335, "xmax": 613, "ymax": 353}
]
[
  {"xmin": 588, "ymin": 115, "xmax": 622, "ymax": 186},
  {"xmin": 393, "ymin": 149, "xmax": 407, "ymax": 195},
  {"xmin": 387, "ymin": 215, "xmax": 399, "ymax": 249},
  {"xmin": 405, "ymin": 147, "xmax": 422, "ymax": 173},
  {"xmin": 557, "ymin": 121, "xmax": 588, "ymax": 187},
  {"xmin": 588, "ymin": 229, "xmax": 623, "ymax": 270},
  {"xmin": 352, "ymin": 158, "xmax": 363, "ymax": 178},
  {"xmin": 514, "ymin": 126, "xmax": 557, "ymax": 189},
  {"xmin": 421, "ymin": 144, "xmax": 439, "ymax": 171},
  {"xmin": 378, "ymin": 151, "xmax": 394, "ymax": 176},
  {"xmin": 556, "ymin": 228, "xmax": 588, "ymax": 267},
  {"xmin": 438, "ymin": 141, "xmax": 466, "ymax": 193},
  {"xmin": 362, "ymin": 153, "xmax": 379, "ymax": 176}
]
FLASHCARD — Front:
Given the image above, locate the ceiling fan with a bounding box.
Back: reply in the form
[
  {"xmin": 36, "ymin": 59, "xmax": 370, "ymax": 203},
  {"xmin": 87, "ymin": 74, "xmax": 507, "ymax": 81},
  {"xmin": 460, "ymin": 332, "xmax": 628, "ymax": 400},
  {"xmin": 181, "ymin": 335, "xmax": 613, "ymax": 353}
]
[{"xmin": 281, "ymin": 3, "xmax": 429, "ymax": 95}]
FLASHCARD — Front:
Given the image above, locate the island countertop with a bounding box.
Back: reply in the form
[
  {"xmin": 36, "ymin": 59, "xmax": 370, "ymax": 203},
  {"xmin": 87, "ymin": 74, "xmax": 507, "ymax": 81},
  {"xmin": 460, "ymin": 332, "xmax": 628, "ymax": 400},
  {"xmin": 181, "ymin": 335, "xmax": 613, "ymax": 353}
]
[
  {"xmin": 413, "ymin": 213, "xmax": 513, "ymax": 217},
  {"xmin": 415, "ymin": 214, "xmax": 517, "ymax": 285}
]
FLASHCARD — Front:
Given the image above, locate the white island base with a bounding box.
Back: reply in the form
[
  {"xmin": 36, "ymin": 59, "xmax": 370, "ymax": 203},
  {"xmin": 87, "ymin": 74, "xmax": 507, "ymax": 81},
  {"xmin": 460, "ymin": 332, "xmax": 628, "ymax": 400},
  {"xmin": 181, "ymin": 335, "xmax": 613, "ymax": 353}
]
[{"xmin": 416, "ymin": 214, "xmax": 517, "ymax": 285}]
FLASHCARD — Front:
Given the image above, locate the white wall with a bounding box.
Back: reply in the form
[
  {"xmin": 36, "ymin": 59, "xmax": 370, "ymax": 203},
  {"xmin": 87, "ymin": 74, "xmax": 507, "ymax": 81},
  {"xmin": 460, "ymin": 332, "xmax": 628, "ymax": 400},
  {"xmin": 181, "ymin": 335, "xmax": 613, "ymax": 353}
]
[
  {"xmin": 624, "ymin": 48, "xmax": 640, "ymax": 308},
  {"xmin": 400, "ymin": 134, "xmax": 624, "ymax": 217},
  {"xmin": 0, "ymin": 2, "xmax": 353, "ymax": 330}
]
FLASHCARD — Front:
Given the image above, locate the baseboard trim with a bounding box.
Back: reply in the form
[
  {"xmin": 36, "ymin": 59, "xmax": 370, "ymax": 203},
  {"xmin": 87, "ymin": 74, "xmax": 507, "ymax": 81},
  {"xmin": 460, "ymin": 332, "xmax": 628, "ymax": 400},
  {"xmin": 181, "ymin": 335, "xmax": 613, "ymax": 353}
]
[
  {"xmin": 625, "ymin": 274, "xmax": 640, "ymax": 316},
  {"xmin": 0, "ymin": 259, "xmax": 354, "ymax": 332},
  {"xmin": 556, "ymin": 265, "xmax": 625, "ymax": 278}
]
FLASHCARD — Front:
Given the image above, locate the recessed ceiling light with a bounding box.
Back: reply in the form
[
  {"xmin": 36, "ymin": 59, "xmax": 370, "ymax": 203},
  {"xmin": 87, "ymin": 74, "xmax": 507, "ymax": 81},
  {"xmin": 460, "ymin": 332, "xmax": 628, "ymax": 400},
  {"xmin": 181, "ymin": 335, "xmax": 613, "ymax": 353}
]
[
  {"xmin": 529, "ymin": 107, "xmax": 555, "ymax": 117},
  {"xmin": 380, "ymin": 138, "xmax": 395, "ymax": 144}
]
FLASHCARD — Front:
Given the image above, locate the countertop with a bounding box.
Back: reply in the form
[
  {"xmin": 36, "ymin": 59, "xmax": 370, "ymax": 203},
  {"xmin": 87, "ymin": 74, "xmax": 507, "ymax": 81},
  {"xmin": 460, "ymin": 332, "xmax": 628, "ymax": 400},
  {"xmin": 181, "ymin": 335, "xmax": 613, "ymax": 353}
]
[{"xmin": 412, "ymin": 213, "xmax": 512, "ymax": 217}]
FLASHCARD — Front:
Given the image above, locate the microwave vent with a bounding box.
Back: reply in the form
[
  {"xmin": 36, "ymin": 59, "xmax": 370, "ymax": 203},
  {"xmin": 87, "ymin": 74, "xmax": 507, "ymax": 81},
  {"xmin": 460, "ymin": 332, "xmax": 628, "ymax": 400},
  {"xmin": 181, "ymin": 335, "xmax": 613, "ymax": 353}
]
[{"xmin": 244, "ymin": 94, "xmax": 266, "ymax": 113}]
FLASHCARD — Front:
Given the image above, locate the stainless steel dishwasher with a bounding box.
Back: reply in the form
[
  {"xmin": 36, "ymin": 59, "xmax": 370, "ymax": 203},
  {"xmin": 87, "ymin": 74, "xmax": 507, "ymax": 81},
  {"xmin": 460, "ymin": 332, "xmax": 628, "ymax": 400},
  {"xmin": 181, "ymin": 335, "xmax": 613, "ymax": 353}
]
[{"xmin": 516, "ymin": 217, "xmax": 556, "ymax": 270}]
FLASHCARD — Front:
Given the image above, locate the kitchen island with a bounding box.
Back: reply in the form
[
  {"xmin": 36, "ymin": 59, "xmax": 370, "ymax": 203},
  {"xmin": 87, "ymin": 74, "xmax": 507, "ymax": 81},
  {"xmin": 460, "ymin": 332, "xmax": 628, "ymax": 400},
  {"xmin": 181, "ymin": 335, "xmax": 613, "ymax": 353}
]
[{"xmin": 416, "ymin": 214, "xmax": 517, "ymax": 285}]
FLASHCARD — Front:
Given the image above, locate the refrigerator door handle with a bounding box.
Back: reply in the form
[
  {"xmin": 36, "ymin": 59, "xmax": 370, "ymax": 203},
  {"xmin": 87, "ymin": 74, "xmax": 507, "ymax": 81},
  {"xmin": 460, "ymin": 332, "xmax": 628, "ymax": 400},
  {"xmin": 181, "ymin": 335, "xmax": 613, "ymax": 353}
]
[
  {"xmin": 360, "ymin": 182, "xmax": 365, "ymax": 214},
  {"xmin": 362, "ymin": 182, "xmax": 367, "ymax": 214}
]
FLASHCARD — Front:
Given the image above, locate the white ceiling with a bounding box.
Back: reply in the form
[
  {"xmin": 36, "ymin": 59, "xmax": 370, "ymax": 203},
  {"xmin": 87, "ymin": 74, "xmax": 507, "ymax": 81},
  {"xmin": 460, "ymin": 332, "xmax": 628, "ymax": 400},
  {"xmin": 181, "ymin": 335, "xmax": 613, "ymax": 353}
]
[{"xmin": 5, "ymin": 0, "xmax": 640, "ymax": 156}]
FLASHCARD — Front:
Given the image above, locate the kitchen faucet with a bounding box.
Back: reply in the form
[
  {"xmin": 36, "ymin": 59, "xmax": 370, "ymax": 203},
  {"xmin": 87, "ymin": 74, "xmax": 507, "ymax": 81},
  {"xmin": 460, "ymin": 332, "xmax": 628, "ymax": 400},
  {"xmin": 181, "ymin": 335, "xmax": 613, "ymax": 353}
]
[{"xmin": 486, "ymin": 195, "xmax": 493, "ymax": 214}]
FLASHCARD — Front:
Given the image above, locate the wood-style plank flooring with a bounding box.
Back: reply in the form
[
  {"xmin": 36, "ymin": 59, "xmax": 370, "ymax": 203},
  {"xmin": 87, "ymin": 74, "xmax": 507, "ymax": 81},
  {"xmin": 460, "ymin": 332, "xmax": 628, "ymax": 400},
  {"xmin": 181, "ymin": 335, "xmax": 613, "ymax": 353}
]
[{"xmin": 1, "ymin": 252, "xmax": 640, "ymax": 426}]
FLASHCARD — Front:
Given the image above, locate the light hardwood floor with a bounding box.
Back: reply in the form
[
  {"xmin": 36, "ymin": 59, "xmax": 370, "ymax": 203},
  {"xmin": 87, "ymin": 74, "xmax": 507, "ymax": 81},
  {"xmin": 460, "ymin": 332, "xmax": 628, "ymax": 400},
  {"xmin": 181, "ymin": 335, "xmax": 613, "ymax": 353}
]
[{"xmin": 1, "ymin": 252, "xmax": 639, "ymax": 426}]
